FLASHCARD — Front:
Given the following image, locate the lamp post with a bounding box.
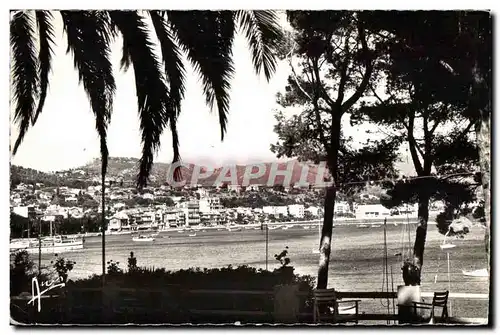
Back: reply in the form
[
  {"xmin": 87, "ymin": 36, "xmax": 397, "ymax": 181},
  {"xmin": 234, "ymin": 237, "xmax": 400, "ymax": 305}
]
[
  {"xmin": 38, "ymin": 218, "xmax": 42, "ymax": 278},
  {"xmin": 265, "ymin": 223, "xmax": 269, "ymax": 271},
  {"xmin": 440, "ymin": 227, "xmax": 455, "ymax": 317}
]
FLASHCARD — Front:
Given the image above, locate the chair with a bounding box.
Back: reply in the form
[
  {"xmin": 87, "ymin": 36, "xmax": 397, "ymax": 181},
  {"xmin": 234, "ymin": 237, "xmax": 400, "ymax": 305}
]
[
  {"xmin": 313, "ymin": 289, "xmax": 360, "ymax": 324},
  {"xmin": 412, "ymin": 291, "xmax": 449, "ymax": 323}
]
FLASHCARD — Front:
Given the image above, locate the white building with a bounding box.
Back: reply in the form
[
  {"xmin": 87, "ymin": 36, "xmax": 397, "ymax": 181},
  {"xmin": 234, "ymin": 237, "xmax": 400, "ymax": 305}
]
[
  {"xmin": 306, "ymin": 206, "xmax": 321, "ymax": 216},
  {"xmin": 392, "ymin": 204, "xmax": 418, "ymax": 217},
  {"xmin": 262, "ymin": 206, "xmax": 289, "ymax": 216},
  {"xmin": 195, "ymin": 188, "xmax": 209, "ymax": 198},
  {"xmin": 12, "ymin": 205, "xmax": 35, "ymax": 218},
  {"xmin": 64, "ymin": 195, "xmax": 78, "ymax": 204},
  {"xmin": 164, "ymin": 208, "xmax": 186, "ymax": 227},
  {"xmin": 179, "ymin": 200, "xmax": 200, "ymax": 226},
  {"xmin": 334, "ymin": 201, "xmax": 351, "ymax": 214},
  {"xmin": 287, "ymin": 204, "xmax": 305, "ymax": 218},
  {"xmin": 355, "ymin": 204, "xmax": 391, "ymax": 219},
  {"xmin": 142, "ymin": 193, "xmax": 155, "ymax": 200},
  {"xmin": 108, "ymin": 212, "xmax": 130, "ymax": 231},
  {"xmin": 199, "ymin": 197, "xmax": 222, "ymax": 213}
]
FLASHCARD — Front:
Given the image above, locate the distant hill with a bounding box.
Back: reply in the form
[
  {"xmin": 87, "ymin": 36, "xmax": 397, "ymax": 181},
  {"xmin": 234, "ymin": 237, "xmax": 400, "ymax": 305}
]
[
  {"xmin": 11, "ymin": 155, "xmax": 415, "ymax": 188},
  {"xmin": 80, "ymin": 157, "xmax": 327, "ymax": 187}
]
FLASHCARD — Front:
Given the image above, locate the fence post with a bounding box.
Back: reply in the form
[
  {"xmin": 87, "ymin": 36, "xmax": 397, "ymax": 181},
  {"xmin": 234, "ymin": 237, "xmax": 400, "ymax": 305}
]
[
  {"xmin": 397, "ymin": 285, "xmax": 421, "ymax": 324},
  {"xmin": 273, "ymin": 284, "xmax": 300, "ymax": 323}
]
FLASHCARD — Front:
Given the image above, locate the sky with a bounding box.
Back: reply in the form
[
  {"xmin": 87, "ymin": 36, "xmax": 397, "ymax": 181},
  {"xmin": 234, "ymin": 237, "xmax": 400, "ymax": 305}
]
[{"xmin": 9, "ymin": 12, "xmax": 400, "ymax": 173}]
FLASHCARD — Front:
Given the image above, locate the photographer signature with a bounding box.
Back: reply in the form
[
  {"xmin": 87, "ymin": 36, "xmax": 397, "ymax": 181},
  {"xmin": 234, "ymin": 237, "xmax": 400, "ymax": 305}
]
[{"xmin": 27, "ymin": 277, "xmax": 65, "ymax": 312}]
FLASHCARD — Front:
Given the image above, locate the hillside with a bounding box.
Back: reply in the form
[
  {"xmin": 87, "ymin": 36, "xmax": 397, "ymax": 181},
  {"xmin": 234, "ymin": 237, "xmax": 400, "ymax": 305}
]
[
  {"xmin": 79, "ymin": 158, "xmax": 326, "ymax": 186},
  {"xmin": 11, "ymin": 155, "xmax": 414, "ymax": 188},
  {"xmin": 11, "ymin": 157, "xmax": 326, "ymax": 188}
]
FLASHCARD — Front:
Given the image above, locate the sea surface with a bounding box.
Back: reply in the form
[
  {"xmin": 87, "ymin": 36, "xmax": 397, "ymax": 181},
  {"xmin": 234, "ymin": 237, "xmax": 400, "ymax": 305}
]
[{"xmin": 35, "ymin": 221, "xmax": 490, "ymax": 319}]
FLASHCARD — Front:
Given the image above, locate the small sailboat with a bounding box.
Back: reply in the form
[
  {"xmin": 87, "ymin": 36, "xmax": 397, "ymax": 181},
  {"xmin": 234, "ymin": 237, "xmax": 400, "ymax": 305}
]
[
  {"xmin": 440, "ymin": 228, "xmax": 456, "ymax": 250},
  {"xmin": 188, "ymin": 232, "xmax": 197, "ymax": 237},
  {"xmin": 303, "ymin": 226, "xmax": 310, "ymax": 230},
  {"xmin": 462, "ymin": 268, "xmax": 488, "ymax": 277},
  {"xmin": 132, "ymin": 235, "xmax": 155, "ymax": 242},
  {"xmin": 312, "ymin": 222, "xmax": 321, "ymax": 254}
]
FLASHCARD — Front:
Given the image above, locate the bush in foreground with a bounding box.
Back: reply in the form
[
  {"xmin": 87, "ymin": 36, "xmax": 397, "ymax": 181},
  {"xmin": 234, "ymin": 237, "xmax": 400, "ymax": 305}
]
[{"xmin": 12, "ymin": 251, "xmax": 315, "ymax": 324}]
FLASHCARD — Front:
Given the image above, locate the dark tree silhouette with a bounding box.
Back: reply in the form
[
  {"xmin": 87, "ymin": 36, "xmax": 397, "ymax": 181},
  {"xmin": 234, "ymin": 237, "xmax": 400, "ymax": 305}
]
[
  {"xmin": 11, "ymin": 10, "xmax": 283, "ymax": 283},
  {"xmin": 271, "ymin": 11, "xmax": 399, "ymax": 289}
]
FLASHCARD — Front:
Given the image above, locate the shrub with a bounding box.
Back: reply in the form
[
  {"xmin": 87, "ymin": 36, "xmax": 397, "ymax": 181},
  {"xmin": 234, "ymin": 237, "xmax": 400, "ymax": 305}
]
[
  {"xmin": 127, "ymin": 252, "xmax": 138, "ymax": 272},
  {"xmin": 51, "ymin": 254, "xmax": 76, "ymax": 283},
  {"xmin": 64, "ymin": 252, "xmax": 316, "ymax": 324},
  {"xmin": 107, "ymin": 260, "xmax": 123, "ymax": 275},
  {"xmin": 10, "ymin": 250, "xmax": 36, "ymax": 295}
]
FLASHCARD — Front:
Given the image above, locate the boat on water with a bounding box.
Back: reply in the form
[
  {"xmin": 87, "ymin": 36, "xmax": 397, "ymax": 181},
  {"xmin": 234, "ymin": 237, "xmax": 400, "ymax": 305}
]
[
  {"xmin": 462, "ymin": 268, "xmax": 488, "ymax": 278},
  {"xmin": 282, "ymin": 226, "xmax": 289, "ymax": 230},
  {"xmin": 10, "ymin": 235, "xmax": 84, "ymax": 254},
  {"xmin": 132, "ymin": 235, "xmax": 155, "ymax": 242},
  {"xmin": 372, "ymin": 225, "xmax": 381, "ymax": 228},
  {"xmin": 357, "ymin": 224, "xmax": 369, "ymax": 228},
  {"xmin": 303, "ymin": 226, "xmax": 310, "ymax": 230},
  {"xmin": 188, "ymin": 233, "xmax": 197, "ymax": 237}
]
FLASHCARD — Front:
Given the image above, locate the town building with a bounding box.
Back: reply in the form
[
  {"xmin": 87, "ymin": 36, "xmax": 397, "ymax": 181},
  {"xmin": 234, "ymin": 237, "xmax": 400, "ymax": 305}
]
[
  {"xmin": 355, "ymin": 204, "xmax": 391, "ymax": 219},
  {"xmin": 287, "ymin": 204, "xmax": 305, "ymax": 218}
]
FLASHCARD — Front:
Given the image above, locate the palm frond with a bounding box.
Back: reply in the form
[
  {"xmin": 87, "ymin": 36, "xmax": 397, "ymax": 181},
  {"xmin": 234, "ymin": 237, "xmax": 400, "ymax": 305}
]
[
  {"xmin": 60, "ymin": 10, "xmax": 115, "ymax": 177},
  {"xmin": 149, "ymin": 10, "xmax": 186, "ymax": 115},
  {"xmin": 120, "ymin": 37, "xmax": 132, "ymax": 71},
  {"xmin": 236, "ymin": 10, "xmax": 283, "ymax": 81},
  {"xmin": 110, "ymin": 10, "xmax": 172, "ymax": 188},
  {"xmin": 168, "ymin": 10, "xmax": 236, "ymax": 140},
  {"xmin": 169, "ymin": 115, "xmax": 183, "ymax": 182},
  {"xmin": 10, "ymin": 10, "xmax": 39, "ymax": 155},
  {"xmin": 33, "ymin": 10, "xmax": 55, "ymax": 123}
]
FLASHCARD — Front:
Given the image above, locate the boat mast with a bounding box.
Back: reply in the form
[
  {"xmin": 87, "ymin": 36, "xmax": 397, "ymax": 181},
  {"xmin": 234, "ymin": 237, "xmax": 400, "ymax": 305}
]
[{"xmin": 38, "ymin": 217, "xmax": 42, "ymax": 277}]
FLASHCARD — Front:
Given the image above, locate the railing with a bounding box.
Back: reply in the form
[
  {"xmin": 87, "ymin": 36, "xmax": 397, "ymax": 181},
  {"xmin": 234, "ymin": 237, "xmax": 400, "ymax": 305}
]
[{"xmin": 11, "ymin": 288, "xmax": 489, "ymax": 325}]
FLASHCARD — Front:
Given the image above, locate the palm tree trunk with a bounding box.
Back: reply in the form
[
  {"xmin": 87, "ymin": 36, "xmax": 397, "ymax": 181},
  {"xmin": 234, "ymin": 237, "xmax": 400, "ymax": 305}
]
[
  {"xmin": 101, "ymin": 172, "xmax": 106, "ymax": 286},
  {"xmin": 412, "ymin": 194, "xmax": 430, "ymax": 284},
  {"xmin": 476, "ymin": 115, "xmax": 490, "ymax": 273}
]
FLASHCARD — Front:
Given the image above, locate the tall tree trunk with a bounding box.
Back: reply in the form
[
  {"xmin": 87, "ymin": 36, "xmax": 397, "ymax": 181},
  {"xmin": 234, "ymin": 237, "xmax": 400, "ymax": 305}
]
[
  {"xmin": 471, "ymin": 59, "xmax": 491, "ymax": 275},
  {"xmin": 101, "ymin": 172, "xmax": 106, "ymax": 286},
  {"xmin": 412, "ymin": 194, "xmax": 430, "ymax": 284},
  {"xmin": 316, "ymin": 118, "xmax": 341, "ymax": 289},
  {"xmin": 317, "ymin": 185, "xmax": 337, "ymax": 289},
  {"xmin": 476, "ymin": 116, "xmax": 490, "ymax": 274}
]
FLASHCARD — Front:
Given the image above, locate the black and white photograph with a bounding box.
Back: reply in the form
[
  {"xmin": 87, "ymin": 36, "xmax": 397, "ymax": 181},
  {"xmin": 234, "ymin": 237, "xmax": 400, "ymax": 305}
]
[{"xmin": 8, "ymin": 7, "xmax": 492, "ymax": 326}]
